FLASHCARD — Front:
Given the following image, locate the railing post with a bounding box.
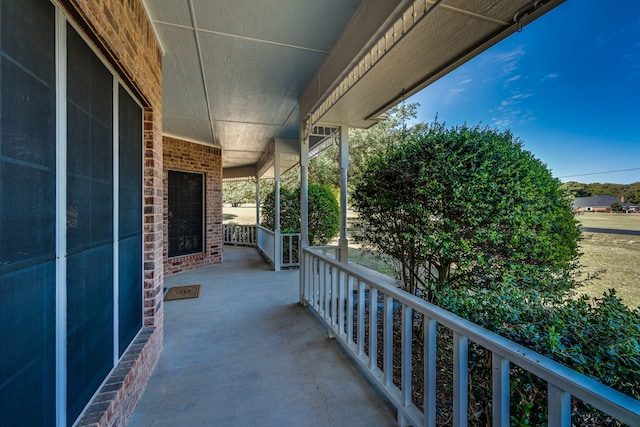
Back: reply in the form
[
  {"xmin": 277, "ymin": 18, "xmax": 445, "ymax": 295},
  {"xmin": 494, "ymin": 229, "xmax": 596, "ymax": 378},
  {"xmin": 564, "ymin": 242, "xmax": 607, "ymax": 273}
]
[
  {"xmin": 548, "ymin": 384, "xmax": 571, "ymax": 427},
  {"xmin": 299, "ymin": 124, "xmax": 309, "ymax": 303},
  {"xmin": 424, "ymin": 318, "xmax": 437, "ymax": 427},
  {"xmin": 338, "ymin": 125, "xmax": 349, "ymax": 263},
  {"xmin": 453, "ymin": 332, "xmax": 468, "ymax": 427},
  {"xmin": 492, "ymin": 352, "xmax": 510, "ymax": 426},
  {"xmin": 274, "ymin": 155, "xmax": 281, "ymax": 271}
]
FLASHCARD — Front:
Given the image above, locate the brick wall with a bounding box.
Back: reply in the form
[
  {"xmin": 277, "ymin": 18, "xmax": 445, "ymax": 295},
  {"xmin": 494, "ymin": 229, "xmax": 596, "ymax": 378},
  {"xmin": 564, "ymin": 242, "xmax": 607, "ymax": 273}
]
[
  {"xmin": 60, "ymin": 0, "xmax": 164, "ymax": 426},
  {"xmin": 163, "ymin": 136, "xmax": 224, "ymax": 276}
]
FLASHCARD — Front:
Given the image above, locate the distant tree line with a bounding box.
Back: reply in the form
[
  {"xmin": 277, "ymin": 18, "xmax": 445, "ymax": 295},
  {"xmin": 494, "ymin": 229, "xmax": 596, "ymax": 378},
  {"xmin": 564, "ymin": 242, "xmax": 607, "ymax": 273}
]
[{"xmin": 561, "ymin": 181, "xmax": 640, "ymax": 203}]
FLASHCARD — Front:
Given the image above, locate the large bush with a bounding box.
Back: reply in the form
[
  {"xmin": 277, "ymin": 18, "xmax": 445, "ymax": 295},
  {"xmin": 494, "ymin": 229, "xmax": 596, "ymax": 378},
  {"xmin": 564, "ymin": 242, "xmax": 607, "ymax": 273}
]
[
  {"xmin": 261, "ymin": 183, "xmax": 339, "ymax": 246},
  {"xmin": 352, "ymin": 121, "xmax": 581, "ymax": 299},
  {"xmin": 300, "ymin": 184, "xmax": 340, "ymax": 246},
  {"xmin": 261, "ymin": 187, "xmax": 298, "ymax": 233},
  {"xmin": 438, "ymin": 286, "xmax": 640, "ymax": 425},
  {"xmin": 351, "ymin": 119, "xmax": 640, "ymax": 424}
]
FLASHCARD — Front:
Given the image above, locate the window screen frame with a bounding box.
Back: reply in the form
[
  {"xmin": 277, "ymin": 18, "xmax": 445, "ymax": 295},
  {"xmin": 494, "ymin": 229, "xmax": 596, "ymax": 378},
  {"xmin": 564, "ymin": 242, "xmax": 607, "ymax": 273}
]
[
  {"xmin": 0, "ymin": 6, "xmax": 148, "ymax": 426},
  {"xmin": 167, "ymin": 169, "xmax": 205, "ymax": 258}
]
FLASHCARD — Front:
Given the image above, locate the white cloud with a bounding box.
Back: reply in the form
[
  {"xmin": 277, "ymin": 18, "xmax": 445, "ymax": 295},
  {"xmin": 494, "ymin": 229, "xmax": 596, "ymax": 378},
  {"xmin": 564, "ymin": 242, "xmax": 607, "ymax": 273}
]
[
  {"xmin": 484, "ymin": 46, "xmax": 526, "ymax": 77},
  {"xmin": 504, "ymin": 74, "xmax": 522, "ymax": 85},
  {"xmin": 492, "ymin": 91, "xmax": 536, "ymax": 129},
  {"xmin": 511, "ymin": 92, "xmax": 533, "ymax": 100},
  {"xmin": 458, "ymin": 78, "xmax": 473, "ymax": 85},
  {"xmin": 443, "ymin": 87, "xmax": 465, "ymax": 104}
]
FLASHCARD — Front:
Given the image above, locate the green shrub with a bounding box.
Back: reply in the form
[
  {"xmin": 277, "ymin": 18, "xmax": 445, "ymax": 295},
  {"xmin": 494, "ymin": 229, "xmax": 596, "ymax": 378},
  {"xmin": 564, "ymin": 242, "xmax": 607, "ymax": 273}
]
[
  {"xmin": 261, "ymin": 183, "xmax": 340, "ymax": 246},
  {"xmin": 352, "ymin": 121, "xmax": 581, "ymax": 300},
  {"xmin": 298, "ymin": 184, "xmax": 340, "ymax": 246},
  {"xmin": 261, "ymin": 187, "xmax": 298, "ymax": 233},
  {"xmin": 438, "ymin": 286, "xmax": 640, "ymax": 425}
]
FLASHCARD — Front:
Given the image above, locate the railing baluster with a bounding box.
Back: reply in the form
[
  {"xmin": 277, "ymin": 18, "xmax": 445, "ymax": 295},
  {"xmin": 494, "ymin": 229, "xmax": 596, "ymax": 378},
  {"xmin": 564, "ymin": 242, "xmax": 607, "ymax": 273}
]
[
  {"xmin": 331, "ymin": 264, "xmax": 338, "ymax": 328},
  {"xmin": 338, "ymin": 270, "xmax": 346, "ymax": 336},
  {"xmin": 548, "ymin": 384, "xmax": 571, "ymax": 427},
  {"xmin": 323, "ymin": 262, "xmax": 330, "ymax": 317},
  {"xmin": 424, "ymin": 318, "xmax": 436, "ymax": 427},
  {"xmin": 357, "ymin": 280, "xmax": 365, "ymax": 356},
  {"xmin": 318, "ymin": 260, "xmax": 325, "ymax": 312},
  {"xmin": 299, "ymin": 247, "xmax": 640, "ymax": 427},
  {"xmin": 289, "ymin": 235, "xmax": 293, "ymax": 264},
  {"xmin": 492, "ymin": 352, "xmax": 510, "ymax": 427},
  {"xmin": 383, "ymin": 295, "xmax": 393, "ymax": 386},
  {"xmin": 346, "ymin": 274, "xmax": 354, "ymax": 345},
  {"xmin": 401, "ymin": 305, "xmax": 412, "ymax": 407},
  {"xmin": 369, "ymin": 288, "xmax": 378, "ymax": 370},
  {"xmin": 453, "ymin": 332, "xmax": 468, "ymax": 427},
  {"xmin": 312, "ymin": 259, "xmax": 318, "ymax": 309},
  {"xmin": 307, "ymin": 253, "xmax": 312, "ymax": 303}
]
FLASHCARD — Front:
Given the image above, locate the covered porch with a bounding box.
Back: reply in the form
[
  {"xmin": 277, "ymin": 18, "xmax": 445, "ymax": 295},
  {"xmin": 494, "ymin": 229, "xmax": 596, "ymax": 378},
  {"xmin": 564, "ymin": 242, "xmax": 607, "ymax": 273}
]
[{"xmin": 128, "ymin": 246, "xmax": 396, "ymax": 426}]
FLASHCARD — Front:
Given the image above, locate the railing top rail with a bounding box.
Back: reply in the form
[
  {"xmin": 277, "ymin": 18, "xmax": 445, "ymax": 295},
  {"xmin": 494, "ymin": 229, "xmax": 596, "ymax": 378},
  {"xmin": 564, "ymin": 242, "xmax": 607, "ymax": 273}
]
[
  {"xmin": 280, "ymin": 232, "xmax": 301, "ymax": 237},
  {"xmin": 303, "ymin": 246, "xmax": 640, "ymax": 424},
  {"xmin": 257, "ymin": 225, "xmax": 275, "ymax": 234}
]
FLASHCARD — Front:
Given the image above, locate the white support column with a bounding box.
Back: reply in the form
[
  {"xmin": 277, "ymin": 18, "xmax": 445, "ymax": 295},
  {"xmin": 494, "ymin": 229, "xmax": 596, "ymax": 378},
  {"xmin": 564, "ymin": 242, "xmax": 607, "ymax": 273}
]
[
  {"xmin": 255, "ymin": 178, "xmax": 260, "ymax": 226},
  {"xmin": 338, "ymin": 126, "xmax": 349, "ymax": 263},
  {"xmin": 300, "ymin": 129, "xmax": 310, "ymax": 248},
  {"xmin": 299, "ymin": 125, "xmax": 310, "ymax": 304},
  {"xmin": 274, "ymin": 155, "xmax": 281, "ymax": 271}
]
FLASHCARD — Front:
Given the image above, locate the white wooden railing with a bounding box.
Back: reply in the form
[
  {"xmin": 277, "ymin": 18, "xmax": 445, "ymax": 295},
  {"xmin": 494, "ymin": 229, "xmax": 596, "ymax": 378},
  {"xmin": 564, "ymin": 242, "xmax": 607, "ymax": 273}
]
[
  {"xmin": 255, "ymin": 226, "xmax": 301, "ymax": 270},
  {"xmin": 300, "ymin": 246, "xmax": 640, "ymax": 427},
  {"xmin": 223, "ymin": 223, "xmax": 257, "ymax": 246},
  {"xmin": 257, "ymin": 226, "xmax": 276, "ymax": 263},
  {"xmin": 280, "ymin": 233, "xmax": 300, "ymax": 268}
]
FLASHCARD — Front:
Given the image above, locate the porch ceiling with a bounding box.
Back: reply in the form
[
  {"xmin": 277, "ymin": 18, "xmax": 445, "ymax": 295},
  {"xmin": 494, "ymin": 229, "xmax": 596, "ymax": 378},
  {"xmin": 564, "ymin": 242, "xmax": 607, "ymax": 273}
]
[
  {"xmin": 143, "ymin": 0, "xmax": 564, "ymax": 171},
  {"xmin": 143, "ymin": 0, "xmax": 366, "ymax": 170}
]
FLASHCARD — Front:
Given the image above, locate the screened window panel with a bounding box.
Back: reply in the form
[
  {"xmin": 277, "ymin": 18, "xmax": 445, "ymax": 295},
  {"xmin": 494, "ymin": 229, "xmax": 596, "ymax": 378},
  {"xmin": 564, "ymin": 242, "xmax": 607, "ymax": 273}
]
[
  {"xmin": 0, "ymin": 0, "xmax": 56, "ymax": 426},
  {"xmin": 118, "ymin": 86, "xmax": 142, "ymax": 353},
  {"xmin": 66, "ymin": 247, "xmax": 114, "ymax": 423},
  {"xmin": 66, "ymin": 24, "xmax": 114, "ymax": 425},
  {"xmin": 168, "ymin": 170, "xmax": 204, "ymax": 257}
]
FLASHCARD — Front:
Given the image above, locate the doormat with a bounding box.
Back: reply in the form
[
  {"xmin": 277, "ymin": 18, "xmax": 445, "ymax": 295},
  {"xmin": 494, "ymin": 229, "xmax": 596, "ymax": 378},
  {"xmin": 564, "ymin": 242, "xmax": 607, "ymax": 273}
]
[{"xmin": 164, "ymin": 284, "xmax": 201, "ymax": 301}]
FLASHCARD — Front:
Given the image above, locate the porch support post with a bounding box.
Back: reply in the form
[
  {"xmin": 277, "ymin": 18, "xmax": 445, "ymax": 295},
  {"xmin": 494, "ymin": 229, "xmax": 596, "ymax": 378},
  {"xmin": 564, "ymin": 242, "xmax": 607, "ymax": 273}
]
[
  {"xmin": 338, "ymin": 126, "xmax": 349, "ymax": 263},
  {"xmin": 300, "ymin": 125, "xmax": 310, "ymax": 304},
  {"xmin": 274, "ymin": 155, "xmax": 281, "ymax": 271},
  {"xmin": 255, "ymin": 177, "xmax": 260, "ymax": 226},
  {"xmin": 300, "ymin": 128, "xmax": 310, "ymax": 248}
]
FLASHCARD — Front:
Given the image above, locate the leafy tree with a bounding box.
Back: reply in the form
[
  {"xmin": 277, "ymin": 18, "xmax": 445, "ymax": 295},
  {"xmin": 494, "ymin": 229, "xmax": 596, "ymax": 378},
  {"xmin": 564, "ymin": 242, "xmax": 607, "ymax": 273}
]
[
  {"xmin": 560, "ymin": 181, "xmax": 591, "ymax": 198},
  {"xmin": 352, "ymin": 121, "xmax": 581, "ymax": 300},
  {"xmin": 581, "ymin": 182, "xmax": 640, "ymax": 204},
  {"xmin": 610, "ymin": 201, "xmax": 624, "ymax": 212},
  {"xmin": 223, "ymin": 180, "xmax": 255, "ymax": 206},
  {"xmin": 307, "ymin": 103, "xmax": 423, "ymax": 196}
]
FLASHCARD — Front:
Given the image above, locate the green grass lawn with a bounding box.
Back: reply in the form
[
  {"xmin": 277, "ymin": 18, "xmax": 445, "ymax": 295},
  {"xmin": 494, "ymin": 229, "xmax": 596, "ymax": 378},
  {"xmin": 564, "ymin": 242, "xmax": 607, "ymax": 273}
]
[
  {"xmin": 577, "ymin": 232, "xmax": 640, "ymax": 308},
  {"xmin": 577, "ymin": 212, "xmax": 640, "ymax": 230},
  {"xmin": 223, "ymin": 204, "xmax": 258, "ymax": 224}
]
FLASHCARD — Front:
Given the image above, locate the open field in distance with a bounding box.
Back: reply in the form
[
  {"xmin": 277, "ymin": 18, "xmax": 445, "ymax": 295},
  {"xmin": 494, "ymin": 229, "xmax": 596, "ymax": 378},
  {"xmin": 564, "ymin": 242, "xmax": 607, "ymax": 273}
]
[
  {"xmin": 222, "ymin": 206, "xmax": 639, "ymax": 307},
  {"xmin": 577, "ymin": 211, "xmax": 640, "ymax": 230}
]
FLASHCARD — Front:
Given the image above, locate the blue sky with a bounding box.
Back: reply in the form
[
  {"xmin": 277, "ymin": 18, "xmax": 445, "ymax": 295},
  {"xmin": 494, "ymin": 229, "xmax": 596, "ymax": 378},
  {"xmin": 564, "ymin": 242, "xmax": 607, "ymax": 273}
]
[{"xmin": 409, "ymin": 0, "xmax": 640, "ymax": 184}]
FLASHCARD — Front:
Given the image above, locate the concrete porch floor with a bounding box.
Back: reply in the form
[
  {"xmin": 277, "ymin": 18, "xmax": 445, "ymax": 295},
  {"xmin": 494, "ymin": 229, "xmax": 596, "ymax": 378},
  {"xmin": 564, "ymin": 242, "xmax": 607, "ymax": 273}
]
[{"xmin": 128, "ymin": 246, "xmax": 396, "ymax": 426}]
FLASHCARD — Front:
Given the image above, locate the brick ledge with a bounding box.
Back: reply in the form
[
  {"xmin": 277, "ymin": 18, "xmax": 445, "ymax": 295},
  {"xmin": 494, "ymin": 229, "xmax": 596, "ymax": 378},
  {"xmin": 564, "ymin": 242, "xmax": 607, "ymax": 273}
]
[{"xmin": 76, "ymin": 326, "xmax": 162, "ymax": 427}]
